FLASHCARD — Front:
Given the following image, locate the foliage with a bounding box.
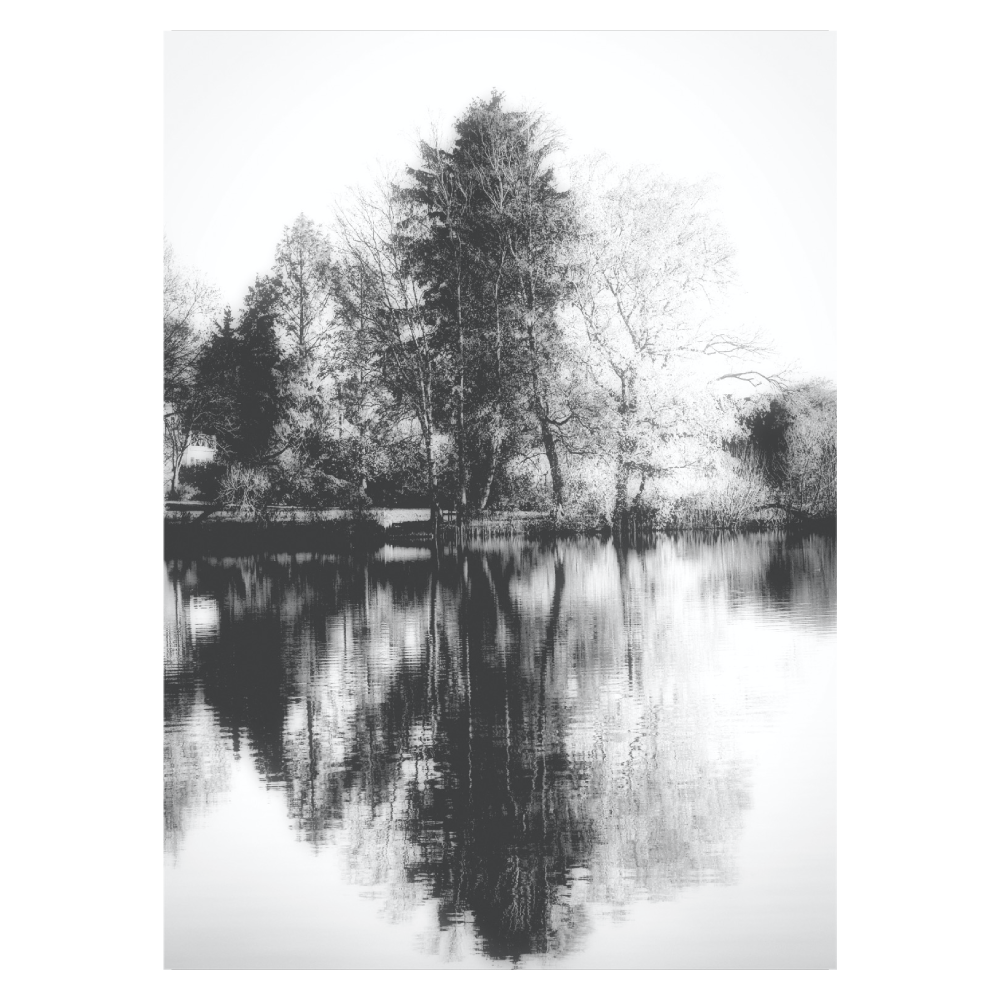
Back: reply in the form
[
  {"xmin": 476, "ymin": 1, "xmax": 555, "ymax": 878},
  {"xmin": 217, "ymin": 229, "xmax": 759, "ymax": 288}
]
[
  {"xmin": 398, "ymin": 93, "xmax": 581, "ymax": 516},
  {"xmin": 163, "ymin": 239, "xmax": 216, "ymax": 399},
  {"xmin": 177, "ymin": 459, "xmax": 227, "ymax": 501},
  {"xmin": 272, "ymin": 214, "xmax": 336, "ymax": 370},
  {"xmin": 565, "ymin": 160, "xmax": 785, "ymax": 528},
  {"xmin": 485, "ymin": 462, "xmax": 552, "ymax": 513},
  {"xmin": 784, "ymin": 380, "xmax": 837, "ymax": 515},
  {"xmin": 195, "ymin": 278, "xmax": 294, "ymax": 466},
  {"xmin": 269, "ymin": 459, "xmax": 368, "ymax": 509},
  {"xmin": 217, "ymin": 465, "xmax": 274, "ymax": 521},
  {"xmin": 163, "ymin": 240, "xmax": 218, "ymax": 495},
  {"xmin": 164, "ymin": 96, "xmax": 834, "ymax": 529},
  {"xmin": 333, "ymin": 174, "xmax": 445, "ymax": 525},
  {"xmin": 729, "ymin": 379, "xmax": 837, "ymax": 519}
]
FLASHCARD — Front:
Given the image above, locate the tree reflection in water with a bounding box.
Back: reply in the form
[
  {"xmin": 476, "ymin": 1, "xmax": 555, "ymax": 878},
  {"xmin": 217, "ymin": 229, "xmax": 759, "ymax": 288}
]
[{"xmin": 164, "ymin": 532, "xmax": 834, "ymax": 961}]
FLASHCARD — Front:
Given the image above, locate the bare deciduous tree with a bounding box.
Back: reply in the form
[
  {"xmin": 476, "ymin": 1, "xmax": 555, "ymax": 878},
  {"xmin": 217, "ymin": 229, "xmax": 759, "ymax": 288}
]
[
  {"xmin": 568, "ymin": 161, "xmax": 784, "ymax": 527},
  {"xmin": 334, "ymin": 176, "xmax": 444, "ymax": 531},
  {"xmin": 163, "ymin": 240, "xmax": 218, "ymax": 494}
]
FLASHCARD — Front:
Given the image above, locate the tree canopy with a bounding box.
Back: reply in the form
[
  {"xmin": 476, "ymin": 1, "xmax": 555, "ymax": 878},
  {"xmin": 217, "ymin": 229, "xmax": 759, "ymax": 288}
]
[{"xmin": 164, "ymin": 92, "xmax": 832, "ymax": 529}]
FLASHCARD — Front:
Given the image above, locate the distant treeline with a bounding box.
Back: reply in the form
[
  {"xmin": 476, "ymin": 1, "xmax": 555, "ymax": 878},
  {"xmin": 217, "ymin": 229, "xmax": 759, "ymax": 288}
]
[{"xmin": 165, "ymin": 91, "xmax": 835, "ymax": 532}]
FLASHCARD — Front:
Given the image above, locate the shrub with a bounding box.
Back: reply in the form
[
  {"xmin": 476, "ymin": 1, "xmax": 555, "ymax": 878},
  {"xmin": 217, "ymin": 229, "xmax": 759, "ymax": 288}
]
[
  {"xmin": 271, "ymin": 461, "xmax": 368, "ymax": 509},
  {"xmin": 487, "ymin": 467, "xmax": 551, "ymax": 513},
  {"xmin": 217, "ymin": 465, "xmax": 274, "ymax": 521},
  {"xmin": 171, "ymin": 482, "xmax": 200, "ymax": 502},
  {"xmin": 554, "ymin": 469, "xmax": 613, "ymax": 529},
  {"xmin": 178, "ymin": 460, "xmax": 227, "ymax": 501}
]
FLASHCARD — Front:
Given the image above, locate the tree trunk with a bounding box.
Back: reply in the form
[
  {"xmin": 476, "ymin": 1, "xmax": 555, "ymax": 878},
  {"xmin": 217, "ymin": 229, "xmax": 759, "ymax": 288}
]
[
  {"xmin": 538, "ymin": 415, "xmax": 565, "ymax": 513},
  {"xmin": 612, "ymin": 456, "xmax": 630, "ymax": 532},
  {"xmin": 423, "ymin": 428, "xmax": 439, "ymax": 536},
  {"xmin": 358, "ymin": 424, "xmax": 369, "ymax": 496},
  {"xmin": 456, "ymin": 399, "xmax": 467, "ymax": 529},
  {"xmin": 525, "ymin": 324, "xmax": 564, "ymax": 513},
  {"xmin": 632, "ymin": 476, "xmax": 647, "ymax": 519},
  {"xmin": 455, "ymin": 255, "xmax": 468, "ymax": 531},
  {"xmin": 612, "ymin": 374, "xmax": 638, "ymax": 532},
  {"xmin": 169, "ymin": 423, "xmax": 190, "ymax": 496},
  {"xmin": 477, "ymin": 434, "xmax": 502, "ymax": 513}
]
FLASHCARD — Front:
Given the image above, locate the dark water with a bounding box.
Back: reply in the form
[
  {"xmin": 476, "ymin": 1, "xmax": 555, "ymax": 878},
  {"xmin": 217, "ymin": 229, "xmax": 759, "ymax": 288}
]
[{"xmin": 164, "ymin": 531, "xmax": 835, "ymax": 969}]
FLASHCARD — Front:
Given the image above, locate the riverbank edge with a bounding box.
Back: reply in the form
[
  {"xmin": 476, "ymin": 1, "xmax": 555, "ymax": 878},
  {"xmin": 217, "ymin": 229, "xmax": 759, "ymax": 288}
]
[{"xmin": 164, "ymin": 507, "xmax": 835, "ymax": 555}]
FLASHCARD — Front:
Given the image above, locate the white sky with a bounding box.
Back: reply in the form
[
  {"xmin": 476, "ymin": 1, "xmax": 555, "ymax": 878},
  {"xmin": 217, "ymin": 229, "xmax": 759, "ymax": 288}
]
[{"xmin": 165, "ymin": 30, "xmax": 835, "ymax": 381}]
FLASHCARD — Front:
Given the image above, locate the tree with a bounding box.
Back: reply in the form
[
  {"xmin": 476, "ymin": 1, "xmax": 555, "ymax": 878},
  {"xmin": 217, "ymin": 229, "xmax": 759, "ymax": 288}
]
[
  {"xmin": 164, "ymin": 239, "xmax": 216, "ymax": 392},
  {"xmin": 270, "ymin": 215, "xmax": 345, "ymax": 487},
  {"xmin": 453, "ymin": 94, "xmax": 580, "ymax": 513},
  {"xmin": 333, "ymin": 176, "xmax": 445, "ymax": 530},
  {"xmin": 272, "ymin": 214, "xmax": 336, "ymax": 370},
  {"xmin": 735, "ymin": 379, "xmax": 836, "ymax": 518},
  {"xmin": 195, "ymin": 276, "xmax": 294, "ymax": 468},
  {"xmin": 327, "ymin": 303, "xmax": 398, "ymax": 496},
  {"xmin": 401, "ymin": 93, "xmax": 581, "ymax": 516},
  {"xmin": 568, "ymin": 162, "xmax": 781, "ymax": 528},
  {"xmin": 401, "ymin": 133, "xmax": 476, "ymax": 524},
  {"xmin": 163, "ymin": 240, "xmax": 217, "ymax": 495}
]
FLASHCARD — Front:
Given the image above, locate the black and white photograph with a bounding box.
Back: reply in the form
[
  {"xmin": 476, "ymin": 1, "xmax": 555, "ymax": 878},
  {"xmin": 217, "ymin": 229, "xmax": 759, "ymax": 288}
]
[{"xmin": 162, "ymin": 29, "xmax": 836, "ymax": 970}]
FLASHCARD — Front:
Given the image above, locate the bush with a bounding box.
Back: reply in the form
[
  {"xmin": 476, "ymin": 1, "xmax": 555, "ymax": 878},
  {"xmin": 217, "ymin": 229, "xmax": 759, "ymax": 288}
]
[
  {"xmin": 728, "ymin": 380, "xmax": 837, "ymax": 519},
  {"xmin": 178, "ymin": 460, "xmax": 227, "ymax": 501},
  {"xmin": 170, "ymin": 482, "xmax": 200, "ymax": 502},
  {"xmin": 271, "ymin": 460, "xmax": 368, "ymax": 509},
  {"xmin": 487, "ymin": 467, "xmax": 552, "ymax": 512},
  {"xmin": 561, "ymin": 474, "xmax": 614, "ymax": 528},
  {"xmin": 217, "ymin": 465, "xmax": 274, "ymax": 521},
  {"xmin": 365, "ymin": 435, "xmax": 427, "ymax": 506}
]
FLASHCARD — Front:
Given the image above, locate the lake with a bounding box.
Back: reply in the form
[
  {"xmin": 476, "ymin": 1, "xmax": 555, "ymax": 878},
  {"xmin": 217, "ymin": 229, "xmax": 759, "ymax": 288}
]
[{"xmin": 164, "ymin": 530, "xmax": 835, "ymax": 969}]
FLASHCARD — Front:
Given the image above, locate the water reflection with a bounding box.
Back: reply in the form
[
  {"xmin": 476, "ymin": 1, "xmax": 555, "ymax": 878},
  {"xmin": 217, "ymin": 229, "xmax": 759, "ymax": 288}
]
[{"xmin": 164, "ymin": 532, "xmax": 835, "ymax": 964}]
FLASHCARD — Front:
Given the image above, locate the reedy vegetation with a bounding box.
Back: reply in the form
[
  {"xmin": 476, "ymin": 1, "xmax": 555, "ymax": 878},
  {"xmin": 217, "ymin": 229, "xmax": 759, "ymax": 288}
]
[{"xmin": 164, "ymin": 93, "xmax": 835, "ymax": 531}]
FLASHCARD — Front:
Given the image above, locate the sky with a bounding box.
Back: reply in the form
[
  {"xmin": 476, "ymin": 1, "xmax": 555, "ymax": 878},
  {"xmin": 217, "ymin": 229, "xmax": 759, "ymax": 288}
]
[{"xmin": 165, "ymin": 30, "xmax": 835, "ymax": 381}]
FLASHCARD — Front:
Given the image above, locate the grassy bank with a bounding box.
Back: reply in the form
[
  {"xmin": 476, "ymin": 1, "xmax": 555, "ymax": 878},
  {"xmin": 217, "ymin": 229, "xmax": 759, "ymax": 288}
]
[{"xmin": 164, "ymin": 504, "xmax": 834, "ymax": 556}]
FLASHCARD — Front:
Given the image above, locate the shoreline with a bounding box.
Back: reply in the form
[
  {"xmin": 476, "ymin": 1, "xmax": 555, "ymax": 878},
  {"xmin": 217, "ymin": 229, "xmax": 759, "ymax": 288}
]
[{"xmin": 164, "ymin": 506, "xmax": 835, "ymax": 555}]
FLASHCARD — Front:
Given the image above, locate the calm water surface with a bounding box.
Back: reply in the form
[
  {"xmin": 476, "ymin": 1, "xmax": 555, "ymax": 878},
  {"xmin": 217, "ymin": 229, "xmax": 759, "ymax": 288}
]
[{"xmin": 164, "ymin": 531, "xmax": 835, "ymax": 969}]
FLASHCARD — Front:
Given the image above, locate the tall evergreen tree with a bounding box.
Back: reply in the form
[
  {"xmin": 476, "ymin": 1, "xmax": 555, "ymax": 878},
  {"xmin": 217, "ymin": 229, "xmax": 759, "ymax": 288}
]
[
  {"xmin": 196, "ymin": 277, "xmax": 293, "ymax": 466},
  {"xmin": 401, "ymin": 92, "xmax": 579, "ymax": 516}
]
